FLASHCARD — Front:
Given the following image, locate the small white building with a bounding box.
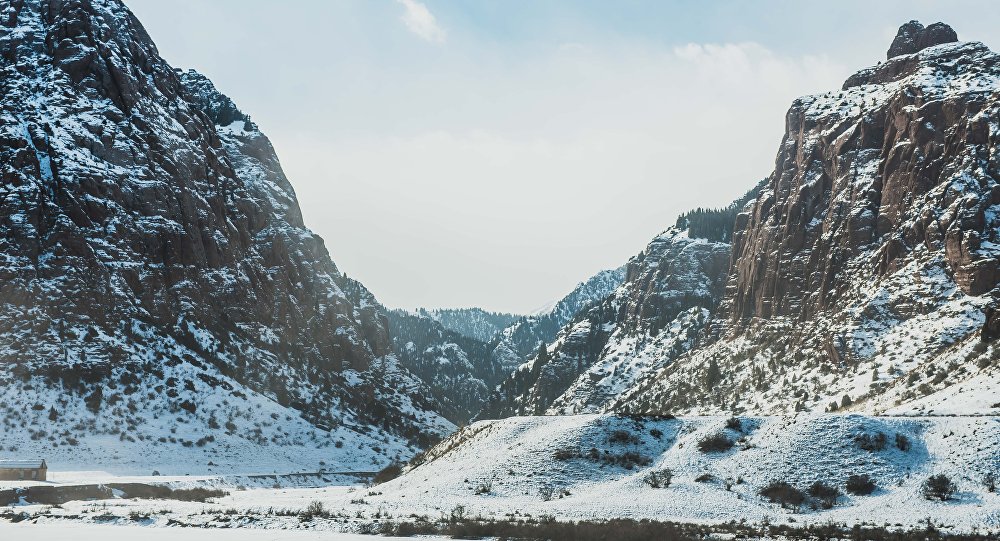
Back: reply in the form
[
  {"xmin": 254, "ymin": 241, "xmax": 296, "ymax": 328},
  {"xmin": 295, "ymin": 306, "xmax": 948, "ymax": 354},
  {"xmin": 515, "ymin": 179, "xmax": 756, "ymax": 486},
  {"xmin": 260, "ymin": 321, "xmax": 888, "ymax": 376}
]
[{"xmin": 0, "ymin": 459, "xmax": 47, "ymax": 481}]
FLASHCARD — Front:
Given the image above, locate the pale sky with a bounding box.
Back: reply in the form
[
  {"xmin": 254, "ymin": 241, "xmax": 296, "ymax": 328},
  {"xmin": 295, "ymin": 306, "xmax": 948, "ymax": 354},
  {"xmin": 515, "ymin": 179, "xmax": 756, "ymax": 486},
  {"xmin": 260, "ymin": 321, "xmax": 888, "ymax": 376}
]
[{"xmin": 126, "ymin": 0, "xmax": 1000, "ymax": 314}]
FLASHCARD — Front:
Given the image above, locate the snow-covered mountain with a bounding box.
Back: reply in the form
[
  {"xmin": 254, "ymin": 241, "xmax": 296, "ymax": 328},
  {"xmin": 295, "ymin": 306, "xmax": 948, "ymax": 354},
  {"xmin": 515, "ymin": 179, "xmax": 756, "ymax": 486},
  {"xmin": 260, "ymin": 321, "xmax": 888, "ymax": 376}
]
[
  {"xmin": 387, "ymin": 309, "xmax": 502, "ymax": 424},
  {"xmin": 0, "ymin": 0, "xmax": 452, "ymax": 472},
  {"xmin": 413, "ymin": 308, "xmax": 519, "ymax": 343},
  {"xmin": 488, "ymin": 266, "xmax": 627, "ymax": 375},
  {"xmin": 481, "ymin": 21, "xmax": 1000, "ymax": 421},
  {"xmin": 621, "ymin": 21, "xmax": 1000, "ymax": 417},
  {"xmin": 478, "ymin": 228, "xmax": 733, "ymax": 418}
]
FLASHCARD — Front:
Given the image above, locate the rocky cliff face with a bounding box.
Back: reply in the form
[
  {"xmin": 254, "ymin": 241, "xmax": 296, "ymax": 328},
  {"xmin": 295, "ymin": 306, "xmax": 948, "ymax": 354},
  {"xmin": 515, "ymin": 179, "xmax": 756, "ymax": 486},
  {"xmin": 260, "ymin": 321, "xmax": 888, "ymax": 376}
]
[
  {"xmin": 729, "ymin": 25, "xmax": 1000, "ymax": 324},
  {"xmin": 620, "ymin": 23, "xmax": 1000, "ymax": 416},
  {"xmin": 479, "ymin": 22, "xmax": 1000, "ymax": 421},
  {"xmin": 886, "ymin": 20, "xmax": 958, "ymax": 59},
  {"xmin": 479, "ymin": 230, "xmax": 730, "ymax": 417},
  {"xmin": 0, "ymin": 0, "xmax": 451, "ymax": 470}
]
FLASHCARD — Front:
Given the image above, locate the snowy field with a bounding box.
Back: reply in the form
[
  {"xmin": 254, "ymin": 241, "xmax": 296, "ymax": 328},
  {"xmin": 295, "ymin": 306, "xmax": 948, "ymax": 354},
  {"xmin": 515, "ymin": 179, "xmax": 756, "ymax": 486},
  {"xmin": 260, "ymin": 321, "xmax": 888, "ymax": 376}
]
[
  {"xmin": 0, "ymin": 522, "xmax": 440, "ymax": 540},
  {"xmin": 363, "ymin": 414, "xmax": 1000, "ymax": 531},
  {"xmin": 1, "ymin": 414, "xmax": 998, "ymax": 536}
]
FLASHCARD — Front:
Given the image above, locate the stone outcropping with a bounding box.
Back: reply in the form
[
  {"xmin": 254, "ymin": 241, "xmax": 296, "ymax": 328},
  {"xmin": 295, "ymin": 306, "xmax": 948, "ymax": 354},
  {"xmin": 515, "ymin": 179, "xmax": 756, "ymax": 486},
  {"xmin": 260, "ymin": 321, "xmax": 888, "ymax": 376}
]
[
  {"xmin": 482, "ymin": 22, "xmax": 1000, "ymax": 419},
  {"xmin": 730, "ymin": 28, "xmax": 1000, "ymax": 324},
  {"xmin": 886, "ymin": 20, "xmax": 958, "ymax": 59},
  {"xmin": 616, "ymin": 22, "xmax": 1000, "ymax": 417}
]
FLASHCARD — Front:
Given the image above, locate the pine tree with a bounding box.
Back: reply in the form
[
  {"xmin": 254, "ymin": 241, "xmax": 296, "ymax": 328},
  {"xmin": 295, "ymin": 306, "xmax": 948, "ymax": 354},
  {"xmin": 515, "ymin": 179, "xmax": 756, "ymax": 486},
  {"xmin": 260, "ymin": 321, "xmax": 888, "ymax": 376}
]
[
  {"xmin": 530, "ymin": 343, "xmax": 550, "ymax": 380},
  {"xmin": 704, "ymin": 358, "xmax": 722, "ymax": 389},
  {"xmin": 536, "ymin": 343, "xmax": 550, "ymax": 366}
]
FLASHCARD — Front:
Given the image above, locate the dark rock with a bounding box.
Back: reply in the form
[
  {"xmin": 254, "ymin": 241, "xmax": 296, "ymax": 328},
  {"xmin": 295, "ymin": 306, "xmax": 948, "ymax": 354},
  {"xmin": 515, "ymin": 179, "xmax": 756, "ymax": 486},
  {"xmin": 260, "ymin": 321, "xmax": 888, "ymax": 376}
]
[
  {"xmin": 917, "ymin": 22, "xmax": 959, "ymax": 52},
  {"xmin": 982, "ymin": 305, "xmax": 1000, "ymax": 342},
  {"xmin": 887, "ymin": 20, "xmax": 958, "ymax": 59},
  {"xmin": 731, "ymin": 38, "xmax": 1000, "ymax": 325}
]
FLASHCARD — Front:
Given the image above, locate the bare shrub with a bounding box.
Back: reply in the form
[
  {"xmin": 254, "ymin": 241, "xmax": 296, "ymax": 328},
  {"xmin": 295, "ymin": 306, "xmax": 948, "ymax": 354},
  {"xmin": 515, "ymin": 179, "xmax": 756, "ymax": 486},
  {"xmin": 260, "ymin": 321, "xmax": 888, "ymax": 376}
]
[
  {"xmin": 894, "ymin": 433, "xmax": 911, "ymax": 452},
  {"xmin": 759, "ymin": 480, "xmax": 806, "ymax": 509},
  {"xmin": 854, "ymin": 432, "xmax": 887, "ymax": 452},
  {"xmin": 922, "ymin": 474, "xmax": 956, "ymax": 501},
  {"xmin": 845, "ymin": 474, "xmax": 876, "ymax": 495},
  {"xmin": 643, "ymin": 469, "xmax": 672, "ymax": 488},
  {"xmin": 807, "ymin": 481, "xmax": 840, "ymax": 509},
  {"xmin": 697, "ymin": 433, "xmax": 733, "ymax": 453},
  {"xmin": 373, "ymin": 463, "xmax": 403, "ymax": 485}
]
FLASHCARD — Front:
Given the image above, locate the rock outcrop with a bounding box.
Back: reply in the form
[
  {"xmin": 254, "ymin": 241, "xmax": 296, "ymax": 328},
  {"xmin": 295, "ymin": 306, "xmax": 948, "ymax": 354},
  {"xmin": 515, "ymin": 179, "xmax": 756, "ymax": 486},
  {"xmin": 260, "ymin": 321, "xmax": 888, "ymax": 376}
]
[
  {"xmin": 477, "ymin": 22, "xmax": 1000, "ymax": 420},
  {"xmin": 730, "ymin": 30, "xmax": 1000, "ymax": 324},
  {"xmin": 886, "ymin": 20, "xmax": 958, "ymax": 59}
]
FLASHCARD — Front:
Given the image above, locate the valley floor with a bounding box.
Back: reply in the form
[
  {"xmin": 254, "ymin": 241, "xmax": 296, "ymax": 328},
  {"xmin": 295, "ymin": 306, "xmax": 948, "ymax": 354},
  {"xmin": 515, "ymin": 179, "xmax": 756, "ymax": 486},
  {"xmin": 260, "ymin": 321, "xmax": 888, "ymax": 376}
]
[
  {"xmin": 1, "ymin": 414, "xmax": 998, "ymax": 537},
  {"xmin": 0, "ymin": 522, "xmax": 437, "ymax": 540}
]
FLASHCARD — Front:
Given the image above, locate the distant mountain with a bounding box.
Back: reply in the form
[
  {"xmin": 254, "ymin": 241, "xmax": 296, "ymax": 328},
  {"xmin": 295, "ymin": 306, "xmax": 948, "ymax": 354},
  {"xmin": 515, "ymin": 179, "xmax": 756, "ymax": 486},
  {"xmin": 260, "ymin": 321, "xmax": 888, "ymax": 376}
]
[
  {"xmin": 478, "ymin": 228, "xmax": 732, "ymax": 418},
  {"xmin": 0, "ymin": 0, "xmax": 451, "ymax": 473},
  {"xmin": 414, "ymin": 308, "xmax": 520, "ymax": 343},
  {"xmin": 387, "ymin": 310, "xmax": 502, "ymax": 424},
  {"xmin": 488, "ymin": 267, "xmax": 627, "ymax": 375}
]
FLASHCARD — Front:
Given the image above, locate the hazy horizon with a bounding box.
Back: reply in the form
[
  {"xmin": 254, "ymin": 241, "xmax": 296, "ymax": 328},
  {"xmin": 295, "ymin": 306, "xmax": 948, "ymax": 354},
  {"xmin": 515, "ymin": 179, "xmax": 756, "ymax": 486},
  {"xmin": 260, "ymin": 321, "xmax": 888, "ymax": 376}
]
[{"xmin": 126, "ymin": 0, "xmax": 1000, "ymax": 313}]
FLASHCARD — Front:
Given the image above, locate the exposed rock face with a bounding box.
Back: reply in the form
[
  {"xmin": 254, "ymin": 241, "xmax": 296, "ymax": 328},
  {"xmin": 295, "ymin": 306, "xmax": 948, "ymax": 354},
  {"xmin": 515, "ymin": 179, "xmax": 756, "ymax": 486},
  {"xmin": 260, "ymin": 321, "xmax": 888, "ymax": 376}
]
[
  {"xmin": 730, "ymin": 37, "xmax": 1000, "ymax": 325},
  {"xmin": 981, "ymin": 305, "xmax": 1000, "ymax": 341},
  {"xmin": 479, "ymin": 230, "xmax": 730, "ymax": 417},
  {"xmin": 0, "ymin": 0, "xmax": 451, "ymax": 463},
  {"xmin": 478, "ymin": 23, "xmax": 1000, "ymax": 420},
  {"xmin": 887, "ymin": 21, "xmax": 958, "ymax": 59}
]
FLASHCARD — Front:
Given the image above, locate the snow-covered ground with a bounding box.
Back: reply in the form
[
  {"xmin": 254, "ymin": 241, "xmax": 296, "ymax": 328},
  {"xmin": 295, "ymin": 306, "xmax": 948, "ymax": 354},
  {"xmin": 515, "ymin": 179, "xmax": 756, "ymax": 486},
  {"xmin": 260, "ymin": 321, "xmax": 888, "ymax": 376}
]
[
  {"xmin": 0, "ymin": 522, "xmax": 439, "ymax": 540},
  {"xmin": 369, "ymin": 414, "xmax": 1000, "ymax": 532},
  {"xmin": 2, "ymin": 414, "xmax": 997, "ymax": 535}
]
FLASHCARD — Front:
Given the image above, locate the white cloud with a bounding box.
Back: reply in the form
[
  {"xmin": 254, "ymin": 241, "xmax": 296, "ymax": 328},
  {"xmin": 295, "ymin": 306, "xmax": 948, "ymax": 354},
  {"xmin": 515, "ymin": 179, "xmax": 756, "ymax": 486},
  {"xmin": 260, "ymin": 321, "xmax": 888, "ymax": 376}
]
[{"xmin": 396, "ymin": 0, "xmax": 446, "ymax": 44}]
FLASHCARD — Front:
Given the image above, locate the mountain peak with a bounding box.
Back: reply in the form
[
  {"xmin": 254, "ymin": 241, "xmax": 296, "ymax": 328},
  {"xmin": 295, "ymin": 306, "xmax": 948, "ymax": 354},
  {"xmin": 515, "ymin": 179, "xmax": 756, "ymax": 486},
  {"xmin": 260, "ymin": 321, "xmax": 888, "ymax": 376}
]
[
  {"xmin": 886, "ymin": 20, "xmax": 958, "ymax": 59},
  {"xmin": 180, "ymin": 69, "xmax": 252, "ymax": 129}
]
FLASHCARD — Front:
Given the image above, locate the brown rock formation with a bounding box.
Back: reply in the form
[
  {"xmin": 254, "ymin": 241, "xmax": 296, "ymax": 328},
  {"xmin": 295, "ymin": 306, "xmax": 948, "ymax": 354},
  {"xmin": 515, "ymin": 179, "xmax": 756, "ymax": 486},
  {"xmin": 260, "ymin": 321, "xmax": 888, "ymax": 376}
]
[{"xmin": 729, "ymin": 30, "xmax": 1000, "ymax": 325}]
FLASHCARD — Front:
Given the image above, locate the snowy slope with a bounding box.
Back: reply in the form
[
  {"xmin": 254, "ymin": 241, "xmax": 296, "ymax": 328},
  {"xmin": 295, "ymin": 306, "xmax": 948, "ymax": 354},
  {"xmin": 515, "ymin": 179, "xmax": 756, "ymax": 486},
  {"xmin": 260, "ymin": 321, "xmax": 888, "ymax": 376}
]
[
  {"xmin": 5, "ymin": 414, "xmax": 994, "ymax": 534},
  {"xmin": 364, "ymin": 414, "xmax": 1000, "ymax": 531}
]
